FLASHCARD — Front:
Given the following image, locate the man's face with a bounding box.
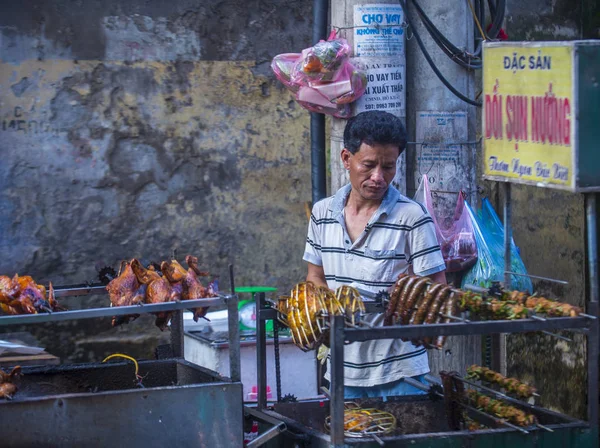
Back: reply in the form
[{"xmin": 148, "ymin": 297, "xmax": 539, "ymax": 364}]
[{"xmin": 341, "ymin": 142, "xmax": 400, "ymax": 202}]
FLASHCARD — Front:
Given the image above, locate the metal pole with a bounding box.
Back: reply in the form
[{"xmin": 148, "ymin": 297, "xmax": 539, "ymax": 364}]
[
  {"xmin": 227, "ymin": 266, "xmax": 241, "ymax": 383},
  {"xmin": 310, "ymin": 0, "xmax": 328, "ymax": 204},
  {"xmin": 503, "ymin": 182, "xmax": 512, "ymax": 288},
  {"xmin": 330, "ymin": 315, "xmax": 345, "ymax": 447},
  {"xmin": 492, "ymin": 182, "xmax": 511, "ymax": 375},
  {"xmin": 170, "ymin": 310, "xmax": 184, "ymax": 358},
  {"xmin": 585, "ymin": 193, "xmax": 599, "ymax": 433},
  {"xmin": 256, "ymin": 292, "xmax": 268, "ymax": 410}
]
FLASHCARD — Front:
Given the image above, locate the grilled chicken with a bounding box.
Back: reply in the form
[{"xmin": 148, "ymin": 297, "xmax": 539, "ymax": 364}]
[
  {"xmin": 160, "ymin": 258, "xmax": 214, "ymax": 322},
  {"xmin": 0, "ymin": 366, "xmax": 21, "ymax": 400},
  {"xmin": 131, "ymin": 259, "xmax": 175, "ymax": 330},
  {"xmin": 0, "ymin": 274, "xmax": 61, "ymax": 315},
  {"xmin": 107, "ymin": 255, "xmax": 217, "ymax": 329},
  {"xmin": 107, "ymin": 262, "xmax": 145, "ymax": 326}
]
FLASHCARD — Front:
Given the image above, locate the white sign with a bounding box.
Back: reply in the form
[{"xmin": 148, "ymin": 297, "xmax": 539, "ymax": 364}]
[
  {"xmin": 354, "ymin": 58, "xmax": 405, "ymax": 117},
  {"xmin": 415, "ymin": 111, "xmax": 469, "ymax": 214},
  {"xmin": 353, "ymin": 4, "xmax": 405, "ymax": 57}
]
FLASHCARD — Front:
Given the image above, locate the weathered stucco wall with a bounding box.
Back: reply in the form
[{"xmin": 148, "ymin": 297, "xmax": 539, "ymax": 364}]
[
  {"xmin": 500, "ymin": 0, "xmax": 593, "ymax": 419},
  {"xmin": 0, "ymin": 1, "xmax": 312, "ymax": 362}
]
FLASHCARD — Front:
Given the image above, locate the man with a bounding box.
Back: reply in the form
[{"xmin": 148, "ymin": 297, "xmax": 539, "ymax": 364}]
[{"xmin": 303, "ymin": 111, "xmax": 446, "ymax": 398}]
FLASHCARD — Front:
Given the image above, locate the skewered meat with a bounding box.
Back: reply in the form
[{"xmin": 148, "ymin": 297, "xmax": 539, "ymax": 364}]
[
  {"xmin": 433, "ymin": 291, "xmax": 459, "ymax": 349},
  {"xmin": 466, "ymin": 365, "xmax": 537, "ymax": 399},
  {"xmin": 131, "ymin": 259, "xmax": 174, "ymax": 330},
  {"xmin": 410, "ymin": 283, "xmax": 444, "ymax": 325},
  {"xmin": 384, "ymin": 274, "xmax": 409, "ymax": 325},
  {"xmin": 460, "ymin": 291, "xmax": 528, "ymax": 320},
  {"xmin": 278, "ymin": 282, "xmax": 365, "ymax": 351},
  {"xmin": 160, "ymin": 258, "xmax": 214, "ymax": 321},
  {"xmin": 0, "ymin": 366, "xmax": 21, "ymax": 400},
  {"xmin": 401, "ymin": 277, "xmax": 429, "ymax": 325},
  {"xmin": 466, "ymin": 389, "xmax": 537, "ymax": 426},
  {"xmin": 421, "ymin": 286, "xmax": 451, "ymax": 348},
  {"xmin": 185, "ymin": 255, "xmax": 210, "ymax": 277},
  {"xmin": 107, "ymin": 262, "xmax": 145, "ymax": 326},
  {"xmin": 524, "ymin": 296, "xmax": 581, "ymax": 317},
  {"xmin": 396, "ymin": 276, "xmax": 419, "ymax": 321},
  {"xmin": 0, "ymin": 274, "xmax": 62, "ymax": 315}
]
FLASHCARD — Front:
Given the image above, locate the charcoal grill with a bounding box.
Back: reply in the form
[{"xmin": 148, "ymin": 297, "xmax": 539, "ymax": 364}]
[
  {"xmin": 246, "ymin": 286, "xmax": 598, "ymax": 447},
  {"xmin": 0, "ymin": 265, "xmax": 243, "ymax": 448}
]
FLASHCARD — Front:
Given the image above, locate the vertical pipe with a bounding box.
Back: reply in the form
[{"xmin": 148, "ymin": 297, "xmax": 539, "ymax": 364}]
[
  {"xmin": 503, "ymin": 182, "xmax": 512, "ymax": 288},
  {"xmin": 330, "ymin": 315, "xmax": 345, "ymax": 447},
  {"xmin": 493, "ymin": 181, "xmax": 511, "ymax": 375},
  {"xmin": 227, "ymin": 265, "xmax": 241, "ymax": 383},
  {"xmin": 311, "ymin": 0, "xmax": 328, "ymax": 204},
  {"xmin": 586, "ymin": 193, "xmax": 599, "ymax": 432},
  {"xmin": 170, "ymin": 310, "xmax": 184, "ymax": 358},
  {"xmin": 256, "ymin": 292, "xmax": 267, "ymax": 410}
]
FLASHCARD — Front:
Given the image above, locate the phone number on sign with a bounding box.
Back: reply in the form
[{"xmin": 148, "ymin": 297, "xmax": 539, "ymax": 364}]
[{"xmin": 364, "ymin": 102, "xmax": 403, "ymax": 110}]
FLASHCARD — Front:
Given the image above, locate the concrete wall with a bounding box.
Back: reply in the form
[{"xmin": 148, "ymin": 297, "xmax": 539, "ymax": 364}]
[{"xmin": 0, "ymin": 1, "xmax": 313, "ymax": 362}]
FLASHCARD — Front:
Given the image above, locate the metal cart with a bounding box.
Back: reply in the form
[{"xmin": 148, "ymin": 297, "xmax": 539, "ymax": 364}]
[{"xmin": 0, "ymin": 265, "xmax": 243, "ymax": 448}]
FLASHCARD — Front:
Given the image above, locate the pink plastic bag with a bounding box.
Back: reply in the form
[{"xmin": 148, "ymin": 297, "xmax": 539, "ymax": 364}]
[
  {"xmin": 413, "ymin": 174, "xmax": 477, "ymax": 273},
  {"xmin": 290, "ymin": 32, "xmax": 350, "ymax": 84},
  {"xmin": 270, "ymin": 30, "xmax": 368, "ymax": 118},
  {"xmin": 271, "ymin": 53, "xmax": 301, "ymax": 93}
]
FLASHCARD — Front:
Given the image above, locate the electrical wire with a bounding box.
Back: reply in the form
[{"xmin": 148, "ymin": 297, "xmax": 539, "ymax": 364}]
[
  {"xmin": 398, "ymin": 0, "xmax": 482, "ymax": 107},
  {"xmin": 409, "ymin": 0, "xmax": 482, "ymax": 69},
  {"xmin": 466, "ymin": 0, "xmax": 487, "ymax": 41}
]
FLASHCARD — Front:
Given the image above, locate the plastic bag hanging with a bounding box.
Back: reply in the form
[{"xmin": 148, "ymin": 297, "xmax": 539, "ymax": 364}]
[
  {"xmin": 270, "ymin": 30, "xmax": 368, "ymax": 118},
  {"xmin": 413, "ymin": 175, "xmax": 477, "ymax": 272},
  {"xmin": 461, "ymin": 199, "xmax": 533, "ymax": 293},
  {"xmin": 290, "ymin": 32, "xmax": 351, "ymax": 84}
]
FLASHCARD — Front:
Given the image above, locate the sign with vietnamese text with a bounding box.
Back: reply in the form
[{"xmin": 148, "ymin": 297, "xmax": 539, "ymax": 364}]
[
  {"xmin": 353, "ymin": 4, "xmax": 405, "ymax": 57},
  {"xmin": 354, "ymin": 57, "xmax": 405, "ymax": 116},
  {"xmin": 483, "ymin": 43, "xmax": 575, "ymax": 189}
]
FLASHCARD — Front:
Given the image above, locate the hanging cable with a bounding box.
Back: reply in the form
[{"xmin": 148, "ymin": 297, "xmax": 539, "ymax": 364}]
[
  {"xmin": 486, "ymin": 0, "xmax": 505, "ymax": 38},
  {"xmin": 398, "ymin": 0, "xmax": 482, "ymax": 107},
  {"xmin": 410, "ymin": 0, "xmax": 482, "ymax": 69},
  {"xmin": 466, "ymin": 0, "xmax": 487, "ymax": 41}
]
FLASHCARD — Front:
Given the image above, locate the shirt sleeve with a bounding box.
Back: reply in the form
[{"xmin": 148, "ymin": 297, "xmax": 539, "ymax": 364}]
[
  {"xmin": 406, "ymin": 212, "xmax": 445, "ymax": 276},
  {"xmin": 303, "ymin": 206, "xmax": 323, "ymax": 266}
]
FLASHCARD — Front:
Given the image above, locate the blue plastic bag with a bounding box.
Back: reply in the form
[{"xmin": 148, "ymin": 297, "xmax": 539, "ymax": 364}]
[{"xmin": 461, "ymin": 199, "xmax": 533, "ymax": 293}]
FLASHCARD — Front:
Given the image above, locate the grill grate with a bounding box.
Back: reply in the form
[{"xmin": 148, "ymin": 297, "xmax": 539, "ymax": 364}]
[{"xmin": 324, "ymin": 402, "xmax": 397, "ymax": 438}]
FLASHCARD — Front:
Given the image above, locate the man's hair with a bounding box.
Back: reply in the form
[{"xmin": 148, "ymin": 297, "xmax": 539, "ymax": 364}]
[{"xmin": 343, "ymin": 111, "xmax": 407, "ymax": 155}]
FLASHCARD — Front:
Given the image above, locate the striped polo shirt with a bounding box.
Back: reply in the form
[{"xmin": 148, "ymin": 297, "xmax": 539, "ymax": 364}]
[{"xmin": 303, "ymin": 184, "xmax": 445, "ymax": 387}]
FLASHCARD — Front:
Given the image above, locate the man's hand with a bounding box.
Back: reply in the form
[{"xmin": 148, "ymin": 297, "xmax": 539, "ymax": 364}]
[
  {"xmin": 425, "ymin": 270, "xmax": 447, "ymax": 284},
  {"xmin": 307, "ymin": 262, "xmax": 328, "ymax": 288}
]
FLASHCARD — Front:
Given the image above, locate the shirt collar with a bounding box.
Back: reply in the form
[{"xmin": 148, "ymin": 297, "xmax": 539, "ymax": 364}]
[{"xmin": 329, "ymin": 184, "xmax": 400, "ymax": 222}]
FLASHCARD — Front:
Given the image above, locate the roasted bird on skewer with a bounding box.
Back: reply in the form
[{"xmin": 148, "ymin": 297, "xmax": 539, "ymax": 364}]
[
  {"xmin": 0, "ymin": 366, "xmax": 21, "ymax": 400},
  {"xmin": 466, "ymin": 365, "xmax": 537, "ymax": 399},
  {"xmin": 107, "ymin": 255, "xmax": 217, "ymax": 329},
  {"xmin": 466, "ymin": 389, "xmax": 537, "ymax": 426},
  {"xmin": 0, "ymin": 274, "xmax": 62, "ymax": 316}
]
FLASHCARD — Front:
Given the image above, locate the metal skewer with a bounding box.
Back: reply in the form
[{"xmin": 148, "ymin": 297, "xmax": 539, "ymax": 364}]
[
  {"xmin": 540, "ymin": 330, "xmax": 572, "ymax": 342},
  {"xmin": 504, "ymin": 271, "xmax": 569, "ymax": 285},
  {"xmin": 449, "ymin": 373, "xmax": 539, "ymax": 406},
  {"xmin": 535, "ymin": 423, "xmax": 554, "ymax": 432}
]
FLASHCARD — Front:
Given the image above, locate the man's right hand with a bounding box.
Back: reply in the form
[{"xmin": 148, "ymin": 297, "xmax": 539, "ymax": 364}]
[{"xmin": 307, "ymin": 262, "xmax": 328, "ymax": 288}]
